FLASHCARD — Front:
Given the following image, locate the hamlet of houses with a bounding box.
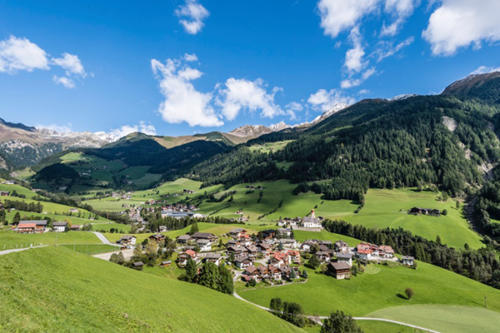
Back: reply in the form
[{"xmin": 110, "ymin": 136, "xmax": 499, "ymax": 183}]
[{"xmin": 13, "ymin": 220, "xmax": 82, "ymax": 233}]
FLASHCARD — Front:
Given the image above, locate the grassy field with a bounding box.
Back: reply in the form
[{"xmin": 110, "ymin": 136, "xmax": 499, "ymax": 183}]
[
  {"xmin": 0, "ymin": 230, "xmax": 101, "ymax": 250},
  {"xmin": 248, "ymin": 140, "xmax": 294, "ymax": 153},
  {"xmin": 60, "ymin": 244, "xmax": 118, "ymax": 255},
  {"xmin": 237, "ymin": 260, "xmax": 500, "ymax": 319},
  {"xmin": 343, "ymin": 189, "xmax": 483, "ymax": 249},
  {"xmin": 367, "ymin": 305, "xmax": 500, "ymax": 333},
  {"xmin": 0, "ymin": 246, "xmax": 302, "ymax": 332}
]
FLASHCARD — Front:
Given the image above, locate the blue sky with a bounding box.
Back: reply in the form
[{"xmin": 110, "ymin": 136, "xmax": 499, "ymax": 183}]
[{"xmin": 0, "ymin": 0, "xmax": 499, "ymax": 137}]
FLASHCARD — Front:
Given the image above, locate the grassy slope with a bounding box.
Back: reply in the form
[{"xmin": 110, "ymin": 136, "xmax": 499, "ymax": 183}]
[
  {"xmin": 237, "ymin": 261, "xmax": 500, "ymax": 318},
  {"xmin": 344, "ymin": 189, "xmax": 483, "ymax": 249},
  {"xmin": 0, "ymin": 230, "xmax": 101, "ymax": 250},
  {"xmin": 60, "ymin": 244, "xmax": 119, "ymax": 255},
  {"xmin": 367, "ymin": 305, "xmax": 500, "ymax": 333},
  {"xmin": 0, "ymin": 247, "xmax": 302, "ymax": 332}
]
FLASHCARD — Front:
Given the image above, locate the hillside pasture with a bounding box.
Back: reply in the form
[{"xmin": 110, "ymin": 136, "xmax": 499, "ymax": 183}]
[{"xmin": 0, "ymin": 230, "xmax": 101, "ymax": 250}]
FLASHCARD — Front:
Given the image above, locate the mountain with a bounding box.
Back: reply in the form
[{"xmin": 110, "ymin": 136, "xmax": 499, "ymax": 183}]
[{"xmin": 191, "ymin": 72, "xmax": 500, "ymax": 202}]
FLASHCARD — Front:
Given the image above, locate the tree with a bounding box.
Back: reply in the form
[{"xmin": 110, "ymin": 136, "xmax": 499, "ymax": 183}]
[
  {"xmin": 270, "ymin": 298, "xmax": 283, "ymax": 313},
  {"xmin": 442, "ymin": 209, "xmax": 448, "ymax": 216},
  {"xmin": 12, "ymin": 212, "xmax": 20, "ymax": 224},
  {"xmin": 282, "ymin": 302, "xmax": 306, "ymax": 327},
  {"xmin": 301, "ymin": 270, "xmax": 308, "ymax": 279},
  {"xmin": 405, "ymin": 287, "xmax": 414, "ymax": 300},
  {"xmin": 435, "ymin": 235, "xmax": 442, "ymax": 245},
  {"xmin": 289, "ymin": 268, "xmax": 296, "ymax": 280},
  {"xmin": 0, "ymin": 209, "xmax": 6, "ymax": 225},
  {"xmin": 190, "ymin": 222, "xmax": 199, "ymax": 234},
  {"xmin": 217, "ymin": 265, "xmax": 234, "ymax": 294},
  {"xmin": 306, "ymin": 255, "xmax": 320, "ymax": 269},
  {"xmin": 321, "ymin": 311, "xmax": 363, "ymax": 333},
  {"xmin": 185, "ymin": 258, "xmax": 197, "ymax": 282}
]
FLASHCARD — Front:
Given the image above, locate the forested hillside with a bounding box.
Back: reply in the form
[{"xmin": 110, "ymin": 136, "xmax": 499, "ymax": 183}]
[{"xmin": 192, "ymin": 73, "xmax": 500, "ymax": 203}]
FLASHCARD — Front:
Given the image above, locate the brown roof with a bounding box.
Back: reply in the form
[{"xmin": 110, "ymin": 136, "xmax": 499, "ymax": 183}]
[{"xmin": 329, "ymin": 262, "xmax": 350, "ymax": 271}]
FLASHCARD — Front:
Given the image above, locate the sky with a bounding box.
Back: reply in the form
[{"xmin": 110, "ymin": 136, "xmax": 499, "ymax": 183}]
[{"xmin": 0, "ymin": 0, "xmax": 499, "ymax": 137}]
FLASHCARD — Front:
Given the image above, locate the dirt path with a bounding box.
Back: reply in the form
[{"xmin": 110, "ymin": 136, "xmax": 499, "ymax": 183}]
[{"xmin": 0, "ymin": 245, "xmax": 47, "ymax": 256}]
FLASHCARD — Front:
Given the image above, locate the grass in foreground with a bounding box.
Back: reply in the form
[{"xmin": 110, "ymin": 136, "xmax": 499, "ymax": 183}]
[
  {"xmin": 0, "ymin": 230, "xmax": 101, "ymax": 250},
  {"xmin": 60, "ymin": 244, "xmax": 118, "ymax": 255},
  {"xmin": 0, "ymin": 247, "xmax": 302, "ymax": 332}
]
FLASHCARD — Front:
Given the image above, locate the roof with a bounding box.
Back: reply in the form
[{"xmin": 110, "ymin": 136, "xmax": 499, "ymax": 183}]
[
  {"xmin": 402, "ymin": 256, "xmax": 415, "ymax": 260},
  {"xmin": 185, "ymin": 249, "xmax": 197, "ymax": 257},
  {"xmin": 53, "ymin": 222, "xmax": 68, "ymax": 227},
  {"xmin": 133, "ymin": 261, "xmax": 144, "ymax": 267},
  {"xmin": 337, "ymin": 253, "xmax": 353, "ymax": 259},
  {"xmin": 330, "ymin": 262, "xmax": 351, "ymax": 270},
  {"xmin": 229, "ymin": 228, "xmax": 246, "ymax": 233},
  {"xmin": 204, "ymin": 253, "xmax": 221, "ymax": 259},
  {"xmin": 245, "ymin": 265, "xmax": 257, "ymax": 274},
  {"xmin": 20, "ymin": 220, "xmax": 47, "ymax": 226},
  {"xmin": 191, "ymin": 232, "xmax": 216, "ymax": 239},
  {"xmin": 18, "ymin": 223, "xmax": 36, "ymax": 228},
  {"xmin": 177, "ymin": 234, "xmax": 191, "ymax": 240}
]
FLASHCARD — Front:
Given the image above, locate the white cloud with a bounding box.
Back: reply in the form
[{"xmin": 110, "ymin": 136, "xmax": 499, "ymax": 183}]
[
  {"xmin": 0, "ymin": 36, "xmax": 49, "ymax": 73},
  {"xmin": 175, "ymin": 0, "xmax": 209, "ymax": 35},
  {"xmin": 53, "ymin": 75, "xmax": 75, "ymax": 89},
  {"xmin": 106, "ymin": 121, "xmax": 157, "ymax": 140},
  {"xmin": 151, "ymin": 57, "xmax": 222, "ymax": 127},
  {"xmin": 317, "ymin": 0, "xmax": 379, "ymax": 38},
  {"xmin": 423, "ymin": 0, "xmax": 500, "ymax": 56},
  {"xmin": 470, "ymin": 66, "xmax": 500, "ymax": 75},
  {"xmin": 52, "ymin": 53, "xmax": 86, "ymax": 77},
  {"xmin": 374, "ymin": 36, "xmax": 414, "ymax": 61},
  {"xmin": 344, "ymin": 26, "xmax": 365, "ymax": 73},
  {"xmin": 307, "ymin": 88, "xmax": 355, "ymax": 112},
  {"xmin": 341, "ymin": 67, "xmax": 375, "ymax": 88},
  {"xmin": 381, "ymin": 0, "xmax": 418, "ymax": 36},
  {"xmin": 218, "ymin": 78, "xmax": 283, "ymax": 120},
  {"xmin": 184, "ymin": 53, "xmax": 198, "ymax": 62}
]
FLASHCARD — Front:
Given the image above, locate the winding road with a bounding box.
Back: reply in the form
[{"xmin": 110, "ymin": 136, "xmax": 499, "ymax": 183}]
[
  {"xmin": 0, "ymin": 245, "xmax": 47, "ymax": 256},
  {"xmin": 92, "ymin": 231, "xmax": 118, "ymax": 245},
  {"xmin": 233, "ymin": 291, "xmax": 440, "ymax": 333}
]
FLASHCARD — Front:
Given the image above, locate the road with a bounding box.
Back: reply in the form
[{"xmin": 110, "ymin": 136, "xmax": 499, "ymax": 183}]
[
  {"xmin": 233, "ymin": 291, "xmax": 440, "ymax": 332},
  {"xmin": 0, "ymin": 245, "xmax": 47, "ymax": 256},
  {"xmin": 92, "ymin": 231, "xmax": 119, "ymax": 246}
]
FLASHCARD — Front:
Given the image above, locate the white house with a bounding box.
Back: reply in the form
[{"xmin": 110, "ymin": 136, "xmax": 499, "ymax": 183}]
[
  {"xmin": 301, "ymin": 210, "xmax": 322, "ymax": 228},
  {"xmin": 197, "ymin": 239, "xmax": 212, "ymax": 252},
  {"xmin": 52, "ymin": 222, "xmax": 67, "ymax": 232}
]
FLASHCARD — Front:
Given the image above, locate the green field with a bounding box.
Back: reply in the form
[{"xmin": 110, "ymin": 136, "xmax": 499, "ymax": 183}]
[
  {"xmin": 0, "ymin": 247, "xmax": 302, "ymax": 332},
  {"xmin": 0, "ymin": 230, "xmax": 101, "ymax": 250},
  {"xmin": 344, "ymin": 189, "xmax": 483, "ymax": 249},
  {"xmin": 60, "ymin": 244, "xmax": 118, "ymax": 255},
  {"xmin": 237, "ymin": 260, "xmax": 500, "ymax": 322},
  {"xmin": 367, "ymin": 305, "xmax": 500, "ymax": 333}
]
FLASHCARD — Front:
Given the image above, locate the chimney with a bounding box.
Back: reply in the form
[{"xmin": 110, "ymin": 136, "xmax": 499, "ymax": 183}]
[{"xmin": 311, "ymin": 209, "xmax": 315, "ymax": 218}]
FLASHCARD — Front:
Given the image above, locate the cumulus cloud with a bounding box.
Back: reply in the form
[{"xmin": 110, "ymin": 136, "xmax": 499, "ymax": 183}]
[
  {"xmin": 317, "ymin": 0, "xmax": 379, "ymax": 38},
  {"xmin": 423, "ymin": 0, "xmax": 500, "ymax": 56},
  {"xmin": 53, "ymin": 75, "xmax": 75, "ymax": 89},
  {"xmin": 381, "ymin": 0, "xmax": 418, "ymax": 36},
  {"xmin": 344, "ymin": 26, "xmax": 365, "ymax": 73},
  {"xmin": 151, "ymin": 56, "xmax": 222, "ymax": 127},
  {"xmin": 175, "ymin": 0, "xmax": 209, "ymax": 35},
  {"xmin": 184, "ymin": 53, "xmax": 198, "ymax": 62},
  {"xmin": 217, "ymin": 78, "xmax": 283, "ymax": 120},
  {"xmin": 307, "ymin": 88, "xmax": 355, "ymax": 112},
  {"xmin": 106, "ymin": 121, "xmax": 157, "ymax": 140},
  {"xmin": 52, "ymin": 52, "xmax": 86, "ymax": 77},
  {"xmin": 0, "ymin": 35, "xmax": 49, "ymax": 73}
]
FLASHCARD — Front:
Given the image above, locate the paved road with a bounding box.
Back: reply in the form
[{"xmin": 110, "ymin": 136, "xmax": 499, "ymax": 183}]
[
  {"xmin": 92, "ymin": 231, "xmax": 119, "ymax": 246},
  {"xmin": 233, "ymin": 291, "xmax": 440, "ymax": 332},
  {"xmin": 0, "ymin": 245, "xmax": 47, "ymax": 256},
  {"xmin": 93, "ymin": 248, "xmax": 134, "ymax": 261}
]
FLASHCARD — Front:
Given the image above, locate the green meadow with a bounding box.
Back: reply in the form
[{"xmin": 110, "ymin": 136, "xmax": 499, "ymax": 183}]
[
  {"xmin": 237, "ymin": 260, "xmax": 500, "ymax": 322},
  {"xmin": 0, "ymin": 247, "xmax": 302, "ymax": 332},
  {"xmin": 60, "ymin": 244, "xmax": 118, "ymax": 255},
  {"xmin": 0, "ymin": 230, "xmax": 101, "ymax": 250}
]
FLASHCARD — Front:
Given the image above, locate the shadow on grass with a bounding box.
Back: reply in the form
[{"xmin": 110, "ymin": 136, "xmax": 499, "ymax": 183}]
[{"xmin": 396, "ymin": 293, "xmax": 409, "ymax": 300}]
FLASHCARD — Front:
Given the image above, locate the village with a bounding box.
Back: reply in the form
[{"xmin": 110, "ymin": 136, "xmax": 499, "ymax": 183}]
[{"xmin": 114, "ymin": 210, "xmax": 416, "ymax": 283}]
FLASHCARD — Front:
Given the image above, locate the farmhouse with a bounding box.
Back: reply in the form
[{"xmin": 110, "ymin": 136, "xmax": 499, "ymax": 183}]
[
  {"xmin": 228, "ymin": 228, "xmax": 246, "ymax": 238},
  {"xmin": 196, "ymin": 239, "xmax": 212, "ymax": 252},
  {"xmin": 191, "ymin": 232, "xmax": 217, "ymax": 241},
  {"xmin": 70, "ymin": 224, "xmax": 82, "ymax": 231},
  {"xmin": 16, "ymin": 220, "xmax": 47, "ymax": 233},
  {"xmin": 176, "ymin": 234, "xmax": 191, "ymax": 244},
  {"xmin": 132, "ymin": 261, "xmax": 144, "ymax": 270},
  {"xmin": 336, "ymin": 253, "xmax": 353, "ymax": 266},
  {"xmin": 52, "ymin": 221, "xmax": 68, "ymax": 232},
  {"xmin": 378, "ymin": 245, "xmax": 395, "ymax": 258},
  {"xmin": 401, "ymin": 256, "xmax": 415, "ymax": 266},
  {"xmin": 16, "ymin": 222, "xmax": 36, "ymax": 233},
  {"xmin": 117, "ymin": 235, "xmax": 136, "ymax": 246},
  {"xmin": 202, "ymin": 253, "xmax": 222, "ymax": 266},
  {"xmin": 0, "ymin": 191, "xmax": 9, "ymax": 196},
  {"xmin": 149, "ymin": 234, "xmax": 166, "ymax": 243},
  {"xmin": 160, "ymin": 260, "xmax": 172, "ymax": 267},
  {"xmin": 177, "ymin": 250, "xmax": 198, "ymax": 267},
  {"xmin": 327, "ymin": 262, "xmax": 351, "ymax": 279}
]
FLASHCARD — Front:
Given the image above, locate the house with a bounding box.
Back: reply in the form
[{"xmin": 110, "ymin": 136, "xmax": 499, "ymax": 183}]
[
  {"xmin": 356, "ymin": 243, "xmax": 373, "ymax": 260},
  {"xmin": 16, "ymin": 222, "xmax": 36, "ymax": 233},
  {"xmin": 334, "ymin": 240, "xmax": 349, "ymax": 252},
  {"xmin": 176, "ymin": 234, "xmax": 191, "ymax": 244},
  {"xmin": 243, "ymin": 265, "xmax": 260, "ymax": 281},
  {"xmin": 227, "ymin": 245, "xmax": 245, "ymax": 254},
  {"xmin": 132, "ymin": 261, "xmax": 144, "ymax": 270},
  {"xmin": 315, "ymin": 251, "xmax": 331, "ymax": 262},
  {"xmin": 401, "ymin": 256, "xmax": 415, "ymax": 266},
  {"xmin": 191, "ymin": 232, "xmax": 217, "ymax": 241},
  {"xmin": 70, "ymin": 224, "xmax": 81, "ymax": 231},
  {"xmin": 279, "ymin": 238, "xmax": 298, "ymax": 249},
  {"xmin": 117, "ymin": 235, "xmax": 136, "ymax": 246},
  {"xmin": 301, "ymin": 210, "xmax": 323, "ymax": 229},
  {"xmin": 235, "ymin": 257, "xmax": 252, "ymax": 269},
  {"xmin": 268, "ymin": 266, "xmax": 282, "ymax": 281},
  {"xmin": 300, "ymin": 240, "xmax": 316, "ymax": 252},
  {"xmin": 258, "ymin": 229, "xmax": 276, "ymax": 239},
  {"xmin": 17, "ymin": 220, "xmax": 47, "ymax": 233},
  {"xmin": 52, "ymin": 221, "xmax": 68, "ymax": 232},
  {"xmin": 277, "ymin": 228, "xmax": 292, "ymax": 238},
  {"xmin": 196, "ymin": 239, "xmax": 212, "ymax": 252},
  {"xmin": 245, "ymin": 245, "xmax": 259, "ymax": 257},
  {"xmin": 336, "ymin": 253, "xmax": 353, "ymax": 266},
  {"xmin": 202, "ymin": 253, "xmax": 222, "ymax": 266},
  {"xmin": 327, "ymin": 262, "xmax": 351, "ymax": 279},
  {"xmin": 257, "ymin": 242, "xmax": 272, "ymax": 254},
  {"xmin": 177, "ymin": 250, "xmax": 198, "ymax": 267},
  {"xmin": 378, "ymin": 245, "xmax": 395, "ymax": 259},
  {"xmin": 69, "ymin": 208, "xmax": 79, "ymax": 213},
  {"xmin": 160, "ymin": 260, "xmax": 172, "ymax": 267},
  {"xmin": 287, "ymin": 250, "xmax": 301, "ymax": 264},
  {"xmin": 0, "ymin": 191, "xmax": 9, "ymax": 196},
  {"xmin": 270, "ymin": 252, "xmax": 290, "ymax": 267},
  {"xmin": 149, "ymin": 234, "xmax": 166, "ymax": 243},
  {"xmin": 228, "ymin": 228, "xmax": 246, "ymax": 238}
]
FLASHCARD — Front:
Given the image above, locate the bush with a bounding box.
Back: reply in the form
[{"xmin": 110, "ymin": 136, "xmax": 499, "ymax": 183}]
[
  {"xmin": 321, "ymin": 310, "xmax": 363, "ymax": 333},
  {"xmin": 405, "ymin": 287, "xmax": 414, "ymax": 300}
]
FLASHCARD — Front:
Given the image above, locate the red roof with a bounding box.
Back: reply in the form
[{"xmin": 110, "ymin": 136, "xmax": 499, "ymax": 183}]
[
  {"xmin": 18, "ymin": 223, "xmax": 36, "ymax": 228},
  {"xmin": 185, "ymin": 250, "xmax": 197, "ymax": 258}
]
